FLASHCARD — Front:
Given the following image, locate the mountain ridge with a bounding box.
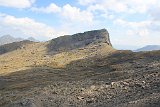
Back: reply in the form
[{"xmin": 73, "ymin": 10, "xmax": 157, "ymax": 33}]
[
  {"xmin": 47, "ymin": 29, "xmax": 112, "ymax": 53},
  {"xmin": 135, "ymin": 45, "xmax": 160, "ymax": 52},
  {"xmin": 0, "ymin": 35, "xmax": 37, "ymax": 46},
  {"xmin": 0, "ymin": 29, "xmax": 115, "ymax": 73}
]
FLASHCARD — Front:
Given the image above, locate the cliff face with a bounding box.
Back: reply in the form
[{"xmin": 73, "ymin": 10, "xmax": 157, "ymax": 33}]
[{"xmin": 48, "ymin": 29, "xmax": 112, "ymax": 52}]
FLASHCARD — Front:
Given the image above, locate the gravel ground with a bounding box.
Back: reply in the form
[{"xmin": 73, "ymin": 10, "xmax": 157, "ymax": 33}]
[{"xmin": 0, "ymin": 51, "xmax": 160, "ymax": 107}]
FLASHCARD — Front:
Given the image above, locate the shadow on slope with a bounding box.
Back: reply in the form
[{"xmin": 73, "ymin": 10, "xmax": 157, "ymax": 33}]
[
  {"xmin": 0, "ymin": 67, "xmax": 66, "ymax": 106},
  {"xmin": 65, "ymin": 50, "xmax": 160, "ymax": 106},
  {"xmin": 0, "ymin": 40, "xmax": 33, "ymax": 55},
  {"xmin": 0, "ymin": 50, "xmax": 160, "ymax": 107},
  {"xmin": 66, "ymin": 50, "xmax": 160, "ymax": 82}
]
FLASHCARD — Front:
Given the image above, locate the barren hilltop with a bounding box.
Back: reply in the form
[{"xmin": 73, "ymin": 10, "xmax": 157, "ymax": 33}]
[{"xmin": 0, "ymin": 29, "xmax": 160, "ymax": 107}]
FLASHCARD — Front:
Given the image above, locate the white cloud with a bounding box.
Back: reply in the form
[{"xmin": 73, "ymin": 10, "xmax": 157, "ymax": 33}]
[
  {"xmin": 112, "ymin": 18, "xmax": 160, "ymax": 46},
  {"xmin": 81, "ymin": 0, "xmax": 159, "ymax": 15},
  {"xmin": 113, "ymin": 18, "xmax": 151, "ymax": 37},
  {"xmin": 31, "ymin": 3, "xmax": 61, "ymax": 13},
  {"xmin": 149, "ymin": 5, "xmax": 160, "ymax": 21},
  {"xmin": 0, "ymin": 0, "xmax": 35, "ymax": 8},
  {"xmin": 61, "ymin": 4, "xmax": 93, "ymax": 24},
  {"xmin": 101, "ymin": 0, "xmax": 128, "ymax": 13},
  {"xmin": 113, "ymin": 19, "xmax": 151, "ymax": 29},
  {"xmin": 0, "ymin": 14, "xmax": 66, "ymax": 39},
  {"xmin": 78, "ymin": 0, "xmax": 96, "ymax": 6},
  {"xmin": 31, "ymin": 3, "xmax": 93, "ymax": 24}
]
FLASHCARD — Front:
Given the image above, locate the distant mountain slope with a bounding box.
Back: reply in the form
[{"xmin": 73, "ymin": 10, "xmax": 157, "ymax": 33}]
[
  {"xmin": 0, "ymin": 35, "xmax": 23, "ymax": 46},
  {"xmin": 27, "ymin": 37, "xmax": 37, "ymax": 42},
  {"xmin": 135, "ymin": 45, "xmax": 160, "ymax": 52},
  {"xmin": 0, "ymin": 35, "xmax": 37, "ymax": 46}
]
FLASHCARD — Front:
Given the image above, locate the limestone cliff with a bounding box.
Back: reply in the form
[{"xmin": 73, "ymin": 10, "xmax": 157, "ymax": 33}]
[{"xmin": 48, "ymin": 29, "xmax": 112, "ymax": 52}]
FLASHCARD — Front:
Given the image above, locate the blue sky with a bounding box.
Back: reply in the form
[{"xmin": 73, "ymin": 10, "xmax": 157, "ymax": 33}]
[{"xmin": 0, "ymin": 0, "xmax": 160, "ymax": 50}]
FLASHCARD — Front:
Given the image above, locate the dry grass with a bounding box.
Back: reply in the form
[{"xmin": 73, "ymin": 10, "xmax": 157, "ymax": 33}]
[
  {"xmin": 0, "ymin": 40, "xmax": 159, "ymax": 107},
  {"xmin": 0, "ymin": 42, "xmax": 115, "ymax": 75}
]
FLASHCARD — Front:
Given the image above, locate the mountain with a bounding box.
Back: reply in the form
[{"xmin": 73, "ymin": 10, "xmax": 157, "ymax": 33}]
[
  {"xmin": 0, "ymin": 29, "xmax": 114, "ymax": 68},
  {"xmin": 47, "ymin": 29, "xmax": 112, "ymax": 53},
  {"xmin": 27, "ymin": 37, "xmax": 37, "ymax": 42},
  {"xmin": 135, "ymin": 45, "xmax": 160, "ymax": 52},
  {"xmin": 0, "ymin": 29, "xmax": 159, "ymax": 107},
  {"xmin": 0, "ymin": 35, "xmax": 23, "ymax": 46},
  {"xmin": 0, "ymin": 35, "xmax": 37, "ymax": 46}
]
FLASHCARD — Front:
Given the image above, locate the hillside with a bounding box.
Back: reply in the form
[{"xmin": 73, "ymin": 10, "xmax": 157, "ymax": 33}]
[
  {"xmin": 135, "ymin": 45, "xmax": 160, "ymax": 52},
  {"xmin": 0, "ymin": 29, "xmax": 114, "ymax": 74},
  {"xmin": 0, "ymin": 29, "xmax": 160, "ymax": 107}
]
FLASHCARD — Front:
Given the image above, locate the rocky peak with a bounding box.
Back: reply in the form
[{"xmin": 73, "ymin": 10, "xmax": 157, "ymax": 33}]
[
  {"xmin": 27, "ymin": 37, "xmax": 37, "ymax": 42},
  {"xmin": 0, "ymin": 35, "xmax": 23, "ymax": 46},
  {"xmin": 48, "ymin": 29, "xmax": 112, "ymax": 52}
]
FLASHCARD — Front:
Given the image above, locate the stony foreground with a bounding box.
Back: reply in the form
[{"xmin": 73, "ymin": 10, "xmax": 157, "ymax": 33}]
[{"xmin": 0, "ymin": 50, "xmax": 160, "ymax": 107}]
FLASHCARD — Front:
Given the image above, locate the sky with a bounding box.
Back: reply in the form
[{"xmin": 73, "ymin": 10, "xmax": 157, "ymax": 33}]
[{"xmin": 0, "ymin": 0, "xmax": 160, "ymax": 50}]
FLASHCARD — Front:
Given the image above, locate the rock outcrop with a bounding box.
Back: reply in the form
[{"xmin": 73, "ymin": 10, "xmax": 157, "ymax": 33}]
[{"xmin": 48, "ymin": 29, "xmax": 112, "ymax": 52}]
